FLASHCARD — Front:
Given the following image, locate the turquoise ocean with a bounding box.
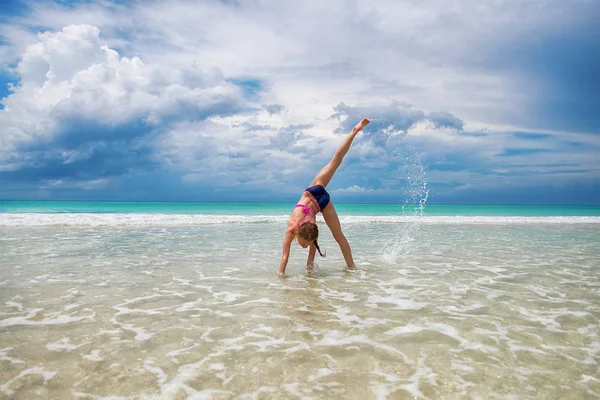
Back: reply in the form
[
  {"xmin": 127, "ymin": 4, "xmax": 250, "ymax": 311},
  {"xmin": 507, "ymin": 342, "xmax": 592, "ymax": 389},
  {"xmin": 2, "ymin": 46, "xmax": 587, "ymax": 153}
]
[
  {"xmin": 1, "ymin": 200, "xmax": 599, "ymax": 399},
  {"xmin": 2, "ymin": 200, "xmax": 600, "ymax": 216}
]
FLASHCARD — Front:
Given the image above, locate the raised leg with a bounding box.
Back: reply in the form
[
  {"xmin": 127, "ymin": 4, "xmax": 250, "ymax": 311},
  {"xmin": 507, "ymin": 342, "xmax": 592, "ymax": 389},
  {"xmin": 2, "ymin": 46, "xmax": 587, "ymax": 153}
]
[
  {"xmin": 311, "ymin": 118, "xmax": 370, "ymax": 188},
  {"xmin": 321, "ymin": 202, "xmax": 355, "ymax": 268}
]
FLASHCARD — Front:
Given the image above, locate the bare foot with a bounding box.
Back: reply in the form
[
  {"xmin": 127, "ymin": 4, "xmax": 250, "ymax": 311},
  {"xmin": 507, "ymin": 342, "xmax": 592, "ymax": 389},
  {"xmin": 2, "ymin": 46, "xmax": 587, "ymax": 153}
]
[{"xmin": 354, "ymin": 118, "xmax": 370, "ymax": 132}]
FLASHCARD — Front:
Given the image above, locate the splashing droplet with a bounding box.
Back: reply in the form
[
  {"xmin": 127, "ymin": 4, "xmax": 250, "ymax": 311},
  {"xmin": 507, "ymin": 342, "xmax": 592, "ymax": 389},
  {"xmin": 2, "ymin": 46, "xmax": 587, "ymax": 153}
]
[{"xmin": 376, "ymin": 121, "xmax": 429, "ymax": 263}]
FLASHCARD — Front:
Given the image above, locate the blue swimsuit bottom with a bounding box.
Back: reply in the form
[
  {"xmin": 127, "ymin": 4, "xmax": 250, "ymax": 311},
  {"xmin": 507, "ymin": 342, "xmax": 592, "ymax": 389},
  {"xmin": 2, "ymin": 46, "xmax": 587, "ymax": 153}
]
[{"xmin": 305, "ymin": 185, "xmax": 331, "ymax": 211}]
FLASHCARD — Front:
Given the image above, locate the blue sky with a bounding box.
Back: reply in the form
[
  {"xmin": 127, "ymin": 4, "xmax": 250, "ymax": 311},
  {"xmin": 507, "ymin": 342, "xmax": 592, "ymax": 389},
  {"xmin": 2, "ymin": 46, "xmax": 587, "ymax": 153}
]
[{"xmin": 0, "ymin": 0, "xmax": 598, "ymax": 205}]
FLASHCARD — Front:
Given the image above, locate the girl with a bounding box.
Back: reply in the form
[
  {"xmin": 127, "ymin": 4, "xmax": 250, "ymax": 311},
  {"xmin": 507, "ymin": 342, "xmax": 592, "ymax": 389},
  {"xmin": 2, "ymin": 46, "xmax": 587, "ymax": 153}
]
[{"xmin": 278, "ymin": 118, "xmax": 370, "ymax": 276}]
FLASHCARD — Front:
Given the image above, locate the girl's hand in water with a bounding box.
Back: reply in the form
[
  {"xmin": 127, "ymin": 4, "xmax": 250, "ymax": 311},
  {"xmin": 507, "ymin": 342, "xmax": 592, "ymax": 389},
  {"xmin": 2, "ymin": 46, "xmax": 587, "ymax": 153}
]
[{"xmin": 354, "ymin": 118, "xmax": 370, "ymax": 131}]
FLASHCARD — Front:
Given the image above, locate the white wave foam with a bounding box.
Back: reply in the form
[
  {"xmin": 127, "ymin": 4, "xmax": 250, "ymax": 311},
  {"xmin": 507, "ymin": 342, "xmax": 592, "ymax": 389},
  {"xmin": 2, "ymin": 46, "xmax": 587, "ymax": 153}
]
[
  {"xmin": 0, "ymin": 308, "xmax": 96, "ymax": 327},
  {"xmin": 0, "ymin": 213, "xmax": 598, "ymax": 227},
  {"xmin": 0, "ymin": 213, "xmax": 286, "ymax": 227},
  {"xmin": 46, "ymin": 337, "xmax": 91, "ymax": 352},
  {"xmin": 0, "ymin": 348, "xmax": 25, "ymax": 365},
  {"xmin": 82, "ymin": 350, "xmax": 103, "ymax": 362},
  {"xmin": 0, "ymin": 366, "xmax": 57, "ymax": 396}
]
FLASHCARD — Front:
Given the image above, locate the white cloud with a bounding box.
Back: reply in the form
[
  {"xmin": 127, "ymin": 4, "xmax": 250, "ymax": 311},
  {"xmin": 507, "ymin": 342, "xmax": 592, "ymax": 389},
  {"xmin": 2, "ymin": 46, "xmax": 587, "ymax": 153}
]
[
  {"xmin": 332, "ymin": 185, "xmax": 376, "ymax": 194},
  {"xmin": 0, "ymin": 24, "xmax": 245, "ymax": 174},
  {"xmin": 80, "ymin": 178, "xmax": 109, "ymax": 190},
  {"xmin": 17, "ymin": 25, "xmax": 105, "ymax": 84},
  {"xmin": 3, "ymin": 0, "xmax": 593, "ymax": 125},
  {"xmin": 40, "ymin": 179, "xmax": 63, "ymax": 188},
  {"xmin": 0, "ymin": 1, "xmax": 597, "ymax": 202}
]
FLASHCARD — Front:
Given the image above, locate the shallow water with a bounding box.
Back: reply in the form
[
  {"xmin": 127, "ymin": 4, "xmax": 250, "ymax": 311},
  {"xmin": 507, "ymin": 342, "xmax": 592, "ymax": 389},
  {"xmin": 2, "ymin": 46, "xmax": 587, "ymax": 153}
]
[{"xmin": 1, "ymin": 220, "xmax": 599, "ymax": 399}]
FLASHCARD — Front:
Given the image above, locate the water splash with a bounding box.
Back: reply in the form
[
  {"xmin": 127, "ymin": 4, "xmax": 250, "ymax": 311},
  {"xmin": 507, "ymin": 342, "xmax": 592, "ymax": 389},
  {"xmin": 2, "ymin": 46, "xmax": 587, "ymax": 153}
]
[{"xmin": 376, "ymin": 122, "xmax": 429, "ymax": 263}]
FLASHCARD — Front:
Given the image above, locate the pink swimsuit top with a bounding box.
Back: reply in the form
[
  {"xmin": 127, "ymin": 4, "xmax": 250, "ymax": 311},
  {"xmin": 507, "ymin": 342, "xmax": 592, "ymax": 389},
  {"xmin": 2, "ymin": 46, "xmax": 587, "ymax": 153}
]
[{"xmin": 294, "ymin": 191, "xmax": 321, "ymax": 228}]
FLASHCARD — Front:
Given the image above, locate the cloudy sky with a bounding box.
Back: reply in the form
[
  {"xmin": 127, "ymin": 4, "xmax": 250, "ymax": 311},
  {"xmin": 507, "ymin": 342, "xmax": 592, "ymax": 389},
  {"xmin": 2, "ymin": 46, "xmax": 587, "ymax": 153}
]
[{"xmin": 0, "ymin": 0, "xmax": 598, "ymax": 205}]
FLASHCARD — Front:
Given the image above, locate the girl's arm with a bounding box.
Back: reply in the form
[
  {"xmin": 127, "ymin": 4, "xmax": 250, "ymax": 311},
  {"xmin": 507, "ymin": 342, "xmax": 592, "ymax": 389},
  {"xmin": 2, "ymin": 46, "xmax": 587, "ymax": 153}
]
[
  {"xmin": 278, "ymin": 230, "xmax": 294, "ymax": 276},
  {"xmin": 306, "ymin": 243, "xmax": 317, "ymax": 270}
]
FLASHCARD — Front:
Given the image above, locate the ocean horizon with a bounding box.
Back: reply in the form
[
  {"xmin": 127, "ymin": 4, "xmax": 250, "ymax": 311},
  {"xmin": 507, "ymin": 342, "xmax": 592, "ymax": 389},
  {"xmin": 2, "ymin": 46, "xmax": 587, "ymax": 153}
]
[{"xmin": 2, "ymin": 200, "xmax": 600, "ymax": 216}]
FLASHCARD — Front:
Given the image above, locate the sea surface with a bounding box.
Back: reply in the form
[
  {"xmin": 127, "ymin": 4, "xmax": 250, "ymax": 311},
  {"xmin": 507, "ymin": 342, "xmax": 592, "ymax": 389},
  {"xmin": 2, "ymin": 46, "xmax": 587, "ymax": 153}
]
[{"xmin": 1, "ymin": 201, "xmax": 599, "ymax": 399}]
